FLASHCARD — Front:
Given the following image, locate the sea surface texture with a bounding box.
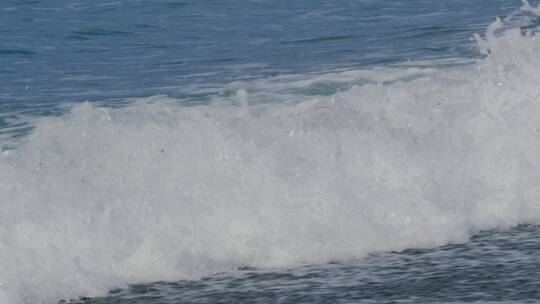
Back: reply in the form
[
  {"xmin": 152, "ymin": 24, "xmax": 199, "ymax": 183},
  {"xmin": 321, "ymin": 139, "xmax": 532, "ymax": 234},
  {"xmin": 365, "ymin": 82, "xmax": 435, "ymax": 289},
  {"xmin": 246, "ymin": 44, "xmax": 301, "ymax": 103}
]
[{"xmin": 2, "ymin": 1, "xmax": 540, "ymax": 303}]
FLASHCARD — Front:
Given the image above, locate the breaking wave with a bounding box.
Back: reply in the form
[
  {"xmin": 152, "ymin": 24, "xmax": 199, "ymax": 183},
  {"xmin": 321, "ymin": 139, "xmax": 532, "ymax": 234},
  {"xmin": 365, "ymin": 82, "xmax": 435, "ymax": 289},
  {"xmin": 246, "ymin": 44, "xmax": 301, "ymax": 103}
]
[{"xmin": 2, "ymin": 2, "xmax": 540, "ymax": 303}]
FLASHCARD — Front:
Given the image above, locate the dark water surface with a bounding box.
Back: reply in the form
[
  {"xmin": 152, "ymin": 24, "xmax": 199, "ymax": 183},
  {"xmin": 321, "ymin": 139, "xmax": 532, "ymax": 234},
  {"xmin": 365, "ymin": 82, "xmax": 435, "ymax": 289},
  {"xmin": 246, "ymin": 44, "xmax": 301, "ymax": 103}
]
[{"xmin": 71, "ymin": 225, "xmax": 540, "ymax": 304}]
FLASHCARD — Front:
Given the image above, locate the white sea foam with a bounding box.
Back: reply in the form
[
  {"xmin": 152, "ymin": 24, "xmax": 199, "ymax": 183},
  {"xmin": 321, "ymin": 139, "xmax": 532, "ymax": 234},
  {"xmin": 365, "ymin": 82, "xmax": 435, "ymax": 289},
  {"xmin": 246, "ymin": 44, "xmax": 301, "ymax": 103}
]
[{"xmin": 2, "ymin": 3, "xmax": 540, "ymax": 304}]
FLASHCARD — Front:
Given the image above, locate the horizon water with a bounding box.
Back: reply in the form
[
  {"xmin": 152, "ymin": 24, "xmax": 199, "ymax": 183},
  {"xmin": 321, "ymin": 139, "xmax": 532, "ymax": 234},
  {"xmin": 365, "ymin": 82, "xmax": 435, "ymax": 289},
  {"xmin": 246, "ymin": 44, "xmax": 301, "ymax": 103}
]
[{"xmin": 2, "ymin": 1, "xmax": 540, "ymax": 303}]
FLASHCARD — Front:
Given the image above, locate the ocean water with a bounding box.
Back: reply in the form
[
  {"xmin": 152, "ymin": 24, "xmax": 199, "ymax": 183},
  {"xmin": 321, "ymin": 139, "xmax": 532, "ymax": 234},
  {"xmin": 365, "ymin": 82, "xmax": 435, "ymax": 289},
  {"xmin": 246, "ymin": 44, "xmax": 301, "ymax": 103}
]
[{"xmin": 2, "ymin": 0, "xmax": 540, "ymax": 303}]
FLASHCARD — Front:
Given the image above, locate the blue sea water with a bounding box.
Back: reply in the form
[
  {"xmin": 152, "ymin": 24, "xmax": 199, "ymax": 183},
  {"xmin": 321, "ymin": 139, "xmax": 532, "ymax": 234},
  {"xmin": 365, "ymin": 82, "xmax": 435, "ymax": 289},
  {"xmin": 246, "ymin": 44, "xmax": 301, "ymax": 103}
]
[
  {"xmin": 0, "ymin": 0, "xmax": 523, "ymax": 139},
  {"xmin": 2, "ymin": 0, "xmax": 540, "ymax": 303}
]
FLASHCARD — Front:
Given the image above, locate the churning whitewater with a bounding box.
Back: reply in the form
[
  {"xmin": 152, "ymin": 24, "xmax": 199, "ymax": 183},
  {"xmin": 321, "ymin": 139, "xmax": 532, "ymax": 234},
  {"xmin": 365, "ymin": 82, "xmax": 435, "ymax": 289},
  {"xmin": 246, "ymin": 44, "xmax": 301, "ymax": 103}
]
[{"xmin": 2, "ymin": 3, "xmax": 540, "ymax": 304}]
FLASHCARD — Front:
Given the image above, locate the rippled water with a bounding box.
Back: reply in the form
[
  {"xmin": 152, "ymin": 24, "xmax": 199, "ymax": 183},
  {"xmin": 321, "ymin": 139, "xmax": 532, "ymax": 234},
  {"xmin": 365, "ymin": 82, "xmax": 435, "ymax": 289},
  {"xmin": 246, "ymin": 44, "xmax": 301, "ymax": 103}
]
[
  {"xmin": 71, "ymin": 225, "xmax": 540, "ymax": 304},
  {"xmin": 0, "ymin": 0, "xmax": 521, "ymax": 137},
  {"xmin": 3, "ymin": 1, "xmax": 540, "ymax": 304}
]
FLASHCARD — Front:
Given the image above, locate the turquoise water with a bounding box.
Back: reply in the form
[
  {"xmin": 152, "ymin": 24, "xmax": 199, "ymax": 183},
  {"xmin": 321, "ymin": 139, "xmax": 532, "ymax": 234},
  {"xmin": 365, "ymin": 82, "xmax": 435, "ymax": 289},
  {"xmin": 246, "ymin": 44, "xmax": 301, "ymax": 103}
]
[{"xmin": 2, "ymin": 1, "xmax": 540, "ymax": 303}]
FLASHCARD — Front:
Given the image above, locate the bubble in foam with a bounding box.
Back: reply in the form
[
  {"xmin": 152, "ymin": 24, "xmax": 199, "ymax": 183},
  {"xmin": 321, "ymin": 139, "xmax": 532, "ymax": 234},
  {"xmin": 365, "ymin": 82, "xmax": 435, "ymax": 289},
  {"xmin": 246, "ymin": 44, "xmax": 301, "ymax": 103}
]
[{"xmin": 3, "ymin": 4, "xmax": 540, "ymax": 304}]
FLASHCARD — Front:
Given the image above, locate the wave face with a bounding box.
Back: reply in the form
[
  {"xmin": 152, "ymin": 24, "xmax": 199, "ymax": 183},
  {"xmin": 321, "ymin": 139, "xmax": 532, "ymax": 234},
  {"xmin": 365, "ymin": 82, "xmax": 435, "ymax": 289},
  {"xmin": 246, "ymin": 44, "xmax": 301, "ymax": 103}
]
[{"xmin": 3, "ymin": 3, "xmax": 540, "ymax": 304}]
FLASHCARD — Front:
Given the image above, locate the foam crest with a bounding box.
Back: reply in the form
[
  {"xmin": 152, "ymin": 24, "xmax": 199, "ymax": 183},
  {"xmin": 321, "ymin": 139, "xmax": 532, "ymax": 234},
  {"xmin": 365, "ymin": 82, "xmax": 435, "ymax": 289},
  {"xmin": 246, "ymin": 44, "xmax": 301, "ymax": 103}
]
[
  {"xmin": 3, "ymin": 6, "xmax": 540, "ymax": 304},
  {"xmin": 522, "ymin": 0, "xmax": 540, "ymax": 13}
]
